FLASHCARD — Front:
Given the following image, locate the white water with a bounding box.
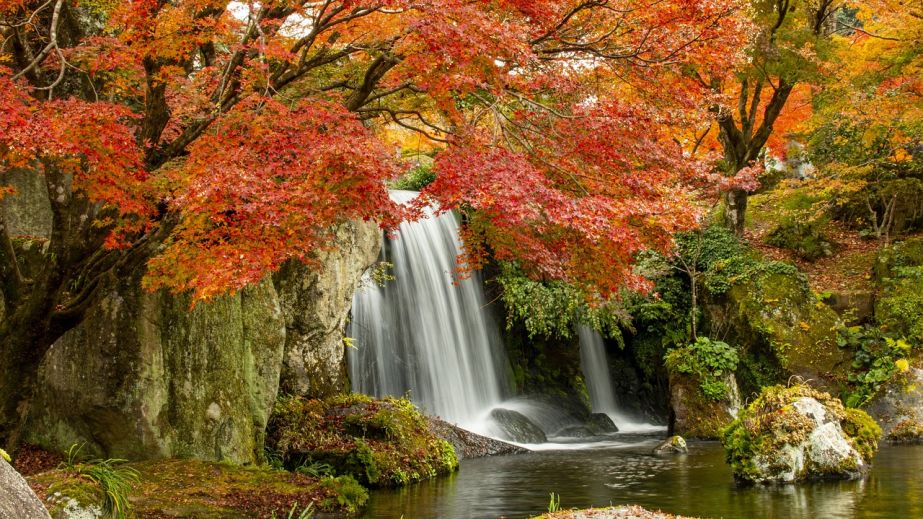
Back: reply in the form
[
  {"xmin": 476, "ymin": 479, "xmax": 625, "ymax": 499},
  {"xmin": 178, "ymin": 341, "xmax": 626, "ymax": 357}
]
[
  {"xmin": 347, "ymin": 190, "xmax": 509, "ymax": 428},
  {"xmin": 578, "ymin": 325, "xmax": 665, "ymax": 434}
]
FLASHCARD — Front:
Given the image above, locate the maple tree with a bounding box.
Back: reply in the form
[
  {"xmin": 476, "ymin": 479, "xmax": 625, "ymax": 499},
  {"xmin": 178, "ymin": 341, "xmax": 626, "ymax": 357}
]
[
  {"xmin": 686, "ymin": 0, "xmax": 845, "ymax": 235},
  {"xmin": 0, "ymin": 0, "xmax": 749, "ymax": 447}
]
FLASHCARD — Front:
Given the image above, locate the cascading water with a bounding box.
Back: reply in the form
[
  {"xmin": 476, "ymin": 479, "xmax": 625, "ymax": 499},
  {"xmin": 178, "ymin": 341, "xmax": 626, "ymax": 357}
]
[
  {"xmin": 578, "ymin": 325, "xmax": 664, "ymax": 433},
  {"xmin": 348, "ymin": 190, "xmax": 509, "ymax": 428}
]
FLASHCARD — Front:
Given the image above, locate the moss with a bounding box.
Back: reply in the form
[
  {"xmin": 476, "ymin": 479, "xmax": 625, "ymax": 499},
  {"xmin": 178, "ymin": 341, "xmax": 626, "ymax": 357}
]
[
  {"xmin": 31, "ymin": 458, "xmax": 368, "ymax": 517},
  {"xmin": 40, "ymin": 475, "xmax": 106, "ymax": 515},
  {"xmin": 842, "ymin": 408, "xmax": 882, "ymax": 461},
  {"xmin": 267, "ymin": 394, "xmax": 458, "ymax": 488},
  {"xmin": 318, "ymin": 475, "xmax": 369, "ymax": 513},
  {"xmin": 887, "ymin": 419, "xmax": 923, "ymax": 443}
]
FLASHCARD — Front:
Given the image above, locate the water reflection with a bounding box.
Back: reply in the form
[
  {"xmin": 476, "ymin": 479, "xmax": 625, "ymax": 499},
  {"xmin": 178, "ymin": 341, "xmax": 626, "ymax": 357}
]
[{"xmin": 362, "ymin": 441, "xmax": 923, "ymax": 519}]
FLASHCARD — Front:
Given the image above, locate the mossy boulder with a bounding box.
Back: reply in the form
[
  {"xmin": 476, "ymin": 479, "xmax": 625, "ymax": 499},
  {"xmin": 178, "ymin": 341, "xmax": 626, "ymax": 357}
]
[
  {"xmin": 722, "ymin": 385, "xmax": 880, "ymax": 484},
  {"xmin": 705, "ymin": 269, "xmax": 850, "ymax": 393},
  {"xmin": 267, "ymin": 394, "xmax": 458, "ymax": 487},
  {"xmin": 652, "ymin": 435, "xmax": 688, "ymax": 454}
]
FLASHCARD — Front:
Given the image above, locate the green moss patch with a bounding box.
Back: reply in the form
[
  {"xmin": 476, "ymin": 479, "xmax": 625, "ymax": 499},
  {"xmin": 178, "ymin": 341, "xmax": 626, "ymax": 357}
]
[
  {"xmin": 267, "ymin": 394, "xmax": 458, "ymax": 488},
  {"xmin": 30, "ymin": 459, "xmax": 365, "ymax": 517}
]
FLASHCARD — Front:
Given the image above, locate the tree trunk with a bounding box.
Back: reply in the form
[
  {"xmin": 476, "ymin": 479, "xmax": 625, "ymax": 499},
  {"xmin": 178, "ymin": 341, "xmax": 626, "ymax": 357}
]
[{"xmin": 724, "ymin": 188, "xmax": 748, "ymax": 237}]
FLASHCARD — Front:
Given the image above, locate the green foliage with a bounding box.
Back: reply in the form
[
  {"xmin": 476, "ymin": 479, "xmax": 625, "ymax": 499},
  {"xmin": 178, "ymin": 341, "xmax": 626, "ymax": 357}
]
[
  {"xmin": 496, "ymin": 262, "xmax": 630, "ymax": 341},
  {"xmin": 837, "ymin": 324, "xmax": 911, "ymax": 407},
  {"xmin": 53, "ymin": 444, "xmax": 140, "ymax": 519},
  {"xmin": 0, "ymin": 448, "xmax": 9, "ymax": 463},
  {"xmin": 665, "ymin": 337, "xmax": 739, "ymax": 401},
  {"xmin": 319, "ymin": 475, "xmax": 369, "ymax": 513},
  {"xmin": 270, "ymin": 502, "xmax": 315, "ymax": 519},
  {"xmin": 877, "ymin": 265, "xmax": 923, "ymax": 345},
  {"xmin": 675, "ymin": 226, "xmax": 798, "ymax": 296},
  {"xmin": 295, "ymin": 460, "xmax": 336, "ymax": 478},
  {"xmin": 547, "ymin": 493, "xmax": 561, "ymax": 513},
  {"xmin": 389, "ymin": 164, "xmax": 436, "ymax": 191},
  {"xmin": 267, "ymin": 394, "xmax": 458, "ymax": 488}
]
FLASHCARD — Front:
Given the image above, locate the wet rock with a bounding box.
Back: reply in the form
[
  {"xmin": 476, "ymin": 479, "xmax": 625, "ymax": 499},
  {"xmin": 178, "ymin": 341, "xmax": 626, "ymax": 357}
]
[
  {"xmin": 0, "ymin": 457, "xmax": 51, "ymax": 519},
  {"xmin": 652, "ymin": 435, "xmax": 688, "ymax": 454},
  {"xmin": 587, "ymin": 413, "xmax": 619, "ymax": 434},
  {"xmin": 865, "ymin": 367, "xmax": 923, "ymax": 442},
  {"xmin": 723, "ymin": 385, "xmax": 880, "ymax": 484},
  {"xmin": 488, "ymin": 408, "xmax": 547, "ymax": 444},
  {"xmin": 426, "ymin": 418, "xmax": 528, "ymax": 460},
  {"xmin": 556, "ymin": 425, "xmax": 594, "ymax": 438}
]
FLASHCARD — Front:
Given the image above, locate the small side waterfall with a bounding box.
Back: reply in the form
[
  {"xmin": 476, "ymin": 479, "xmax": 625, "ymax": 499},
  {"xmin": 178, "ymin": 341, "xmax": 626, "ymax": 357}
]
[
  {"xmin": 348, "ymin": 190, "xmax": 509, "ymax": 428},
  {"xmin": 578, "ymin": 325, "xmax": 620, "ymax": 416},
  {"xmin": 578, "ymin": 325, "xmax": 663, "ymax": 433}
]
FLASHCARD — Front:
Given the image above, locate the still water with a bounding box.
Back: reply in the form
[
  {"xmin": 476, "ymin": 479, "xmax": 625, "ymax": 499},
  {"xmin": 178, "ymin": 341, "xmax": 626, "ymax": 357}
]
[{"xmin": 362, "ymin": 435, "xmax": 923, "ymax": 519}]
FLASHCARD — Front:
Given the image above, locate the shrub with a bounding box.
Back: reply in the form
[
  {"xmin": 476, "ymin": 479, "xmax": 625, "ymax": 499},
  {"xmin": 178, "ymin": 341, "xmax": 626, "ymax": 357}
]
[{"xmin": 389, "ymin": 164, "xmax": 436, "ymax": 191}]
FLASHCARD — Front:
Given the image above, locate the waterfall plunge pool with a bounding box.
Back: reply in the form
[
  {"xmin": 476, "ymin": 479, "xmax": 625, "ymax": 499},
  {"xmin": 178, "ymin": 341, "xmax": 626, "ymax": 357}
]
[{"xmin": 360, "ymin": 440, "xmax": 923, "ymax": 519}]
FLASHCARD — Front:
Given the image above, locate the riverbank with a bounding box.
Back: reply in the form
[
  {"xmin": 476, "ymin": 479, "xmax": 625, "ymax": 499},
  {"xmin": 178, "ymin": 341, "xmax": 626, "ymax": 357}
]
[{"xmin": 538, "ymin": 505, "xmax": 695, "ymax": 519}]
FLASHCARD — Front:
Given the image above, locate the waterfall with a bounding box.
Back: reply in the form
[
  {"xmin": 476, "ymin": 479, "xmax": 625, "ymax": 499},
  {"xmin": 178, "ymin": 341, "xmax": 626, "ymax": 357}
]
[
  {"xmin": 578, "ymin": 325, "xmax": 663, "ymax": 433},
  {"xmin": 578, "ymin": 325, "xmax": 620, "ymax": 416},
  {"xmin": 348, "ymin": 190, "xmax": 509, "ymax": 428}
]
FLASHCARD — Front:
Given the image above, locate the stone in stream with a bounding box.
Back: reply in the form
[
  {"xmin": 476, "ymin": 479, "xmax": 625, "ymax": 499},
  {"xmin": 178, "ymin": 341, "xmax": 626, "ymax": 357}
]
[
  {"xmin": 587, "ymin": 413, "xmax": 619, "ymax": 434},
  {"xmin": 488, "ymin": 408, "xmax": 548, "ymax": 444},
  {"xmin": 723, "ymin": 385, "xmax": 881, "ymax": 484},
  {"xmin": 0, "ymin": 457, "xmax": 52, "ymax": 519},
  {"xmin": 652, "ymin": 435, "xmax": 688, "ymax": 454}
]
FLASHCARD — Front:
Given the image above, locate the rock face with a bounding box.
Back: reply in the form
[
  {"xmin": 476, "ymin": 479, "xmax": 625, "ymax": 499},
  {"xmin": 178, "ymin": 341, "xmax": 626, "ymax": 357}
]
[
  {"xmin": 487, "ymin": 408, "xmax": 548, "ymax": 444},
  {"xmin": 274, "ymin": 221, "xmax": 382, "ymax": 398},
  {"xmin": 865, "ymin": 367, "xmax": 923, "ymax": 442},
  {"xmin": 668, "ymin": 372, "xmax": 740, "ymax": 440},
  {"xmin": 27, "ymin": 277, "xmax": 287, "ymax": 464},
  {"xmin": 0, "ymin": 457, "xmax": 51, "ymax": 519},
  {"xmin": 723, "ymin": 385, "xmax": 880, "ymax": 484},
  {"xmin": 25, "ymin": 222, "xmax": 381, "ymax": 464}
]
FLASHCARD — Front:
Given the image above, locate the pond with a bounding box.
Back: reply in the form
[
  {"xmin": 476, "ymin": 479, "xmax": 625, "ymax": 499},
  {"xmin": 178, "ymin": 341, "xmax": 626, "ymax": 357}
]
[{"xmin": 361, "ymin": 434, "xmax": 923, "ymax": 519}]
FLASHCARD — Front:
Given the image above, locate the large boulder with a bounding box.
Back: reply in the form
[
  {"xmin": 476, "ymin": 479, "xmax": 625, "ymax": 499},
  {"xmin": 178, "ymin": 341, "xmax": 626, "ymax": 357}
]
[
  {"xmin": 24, "ymin": 221, "xmax": 380, "ymax": 463},
  {"xmin": 864, "ymin": 367, "xmax": 923, "ymax": 443},
  {"xmin": 723, "ymin": 385, "xmax": 880, "ymax": 484},
  {"xmin": 1, "ymin": 457, "xmax": 51, "ymax": 519},
  {"xmin": 487, "ymin": 408, "xmax": 548, "ymax": 444}
]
